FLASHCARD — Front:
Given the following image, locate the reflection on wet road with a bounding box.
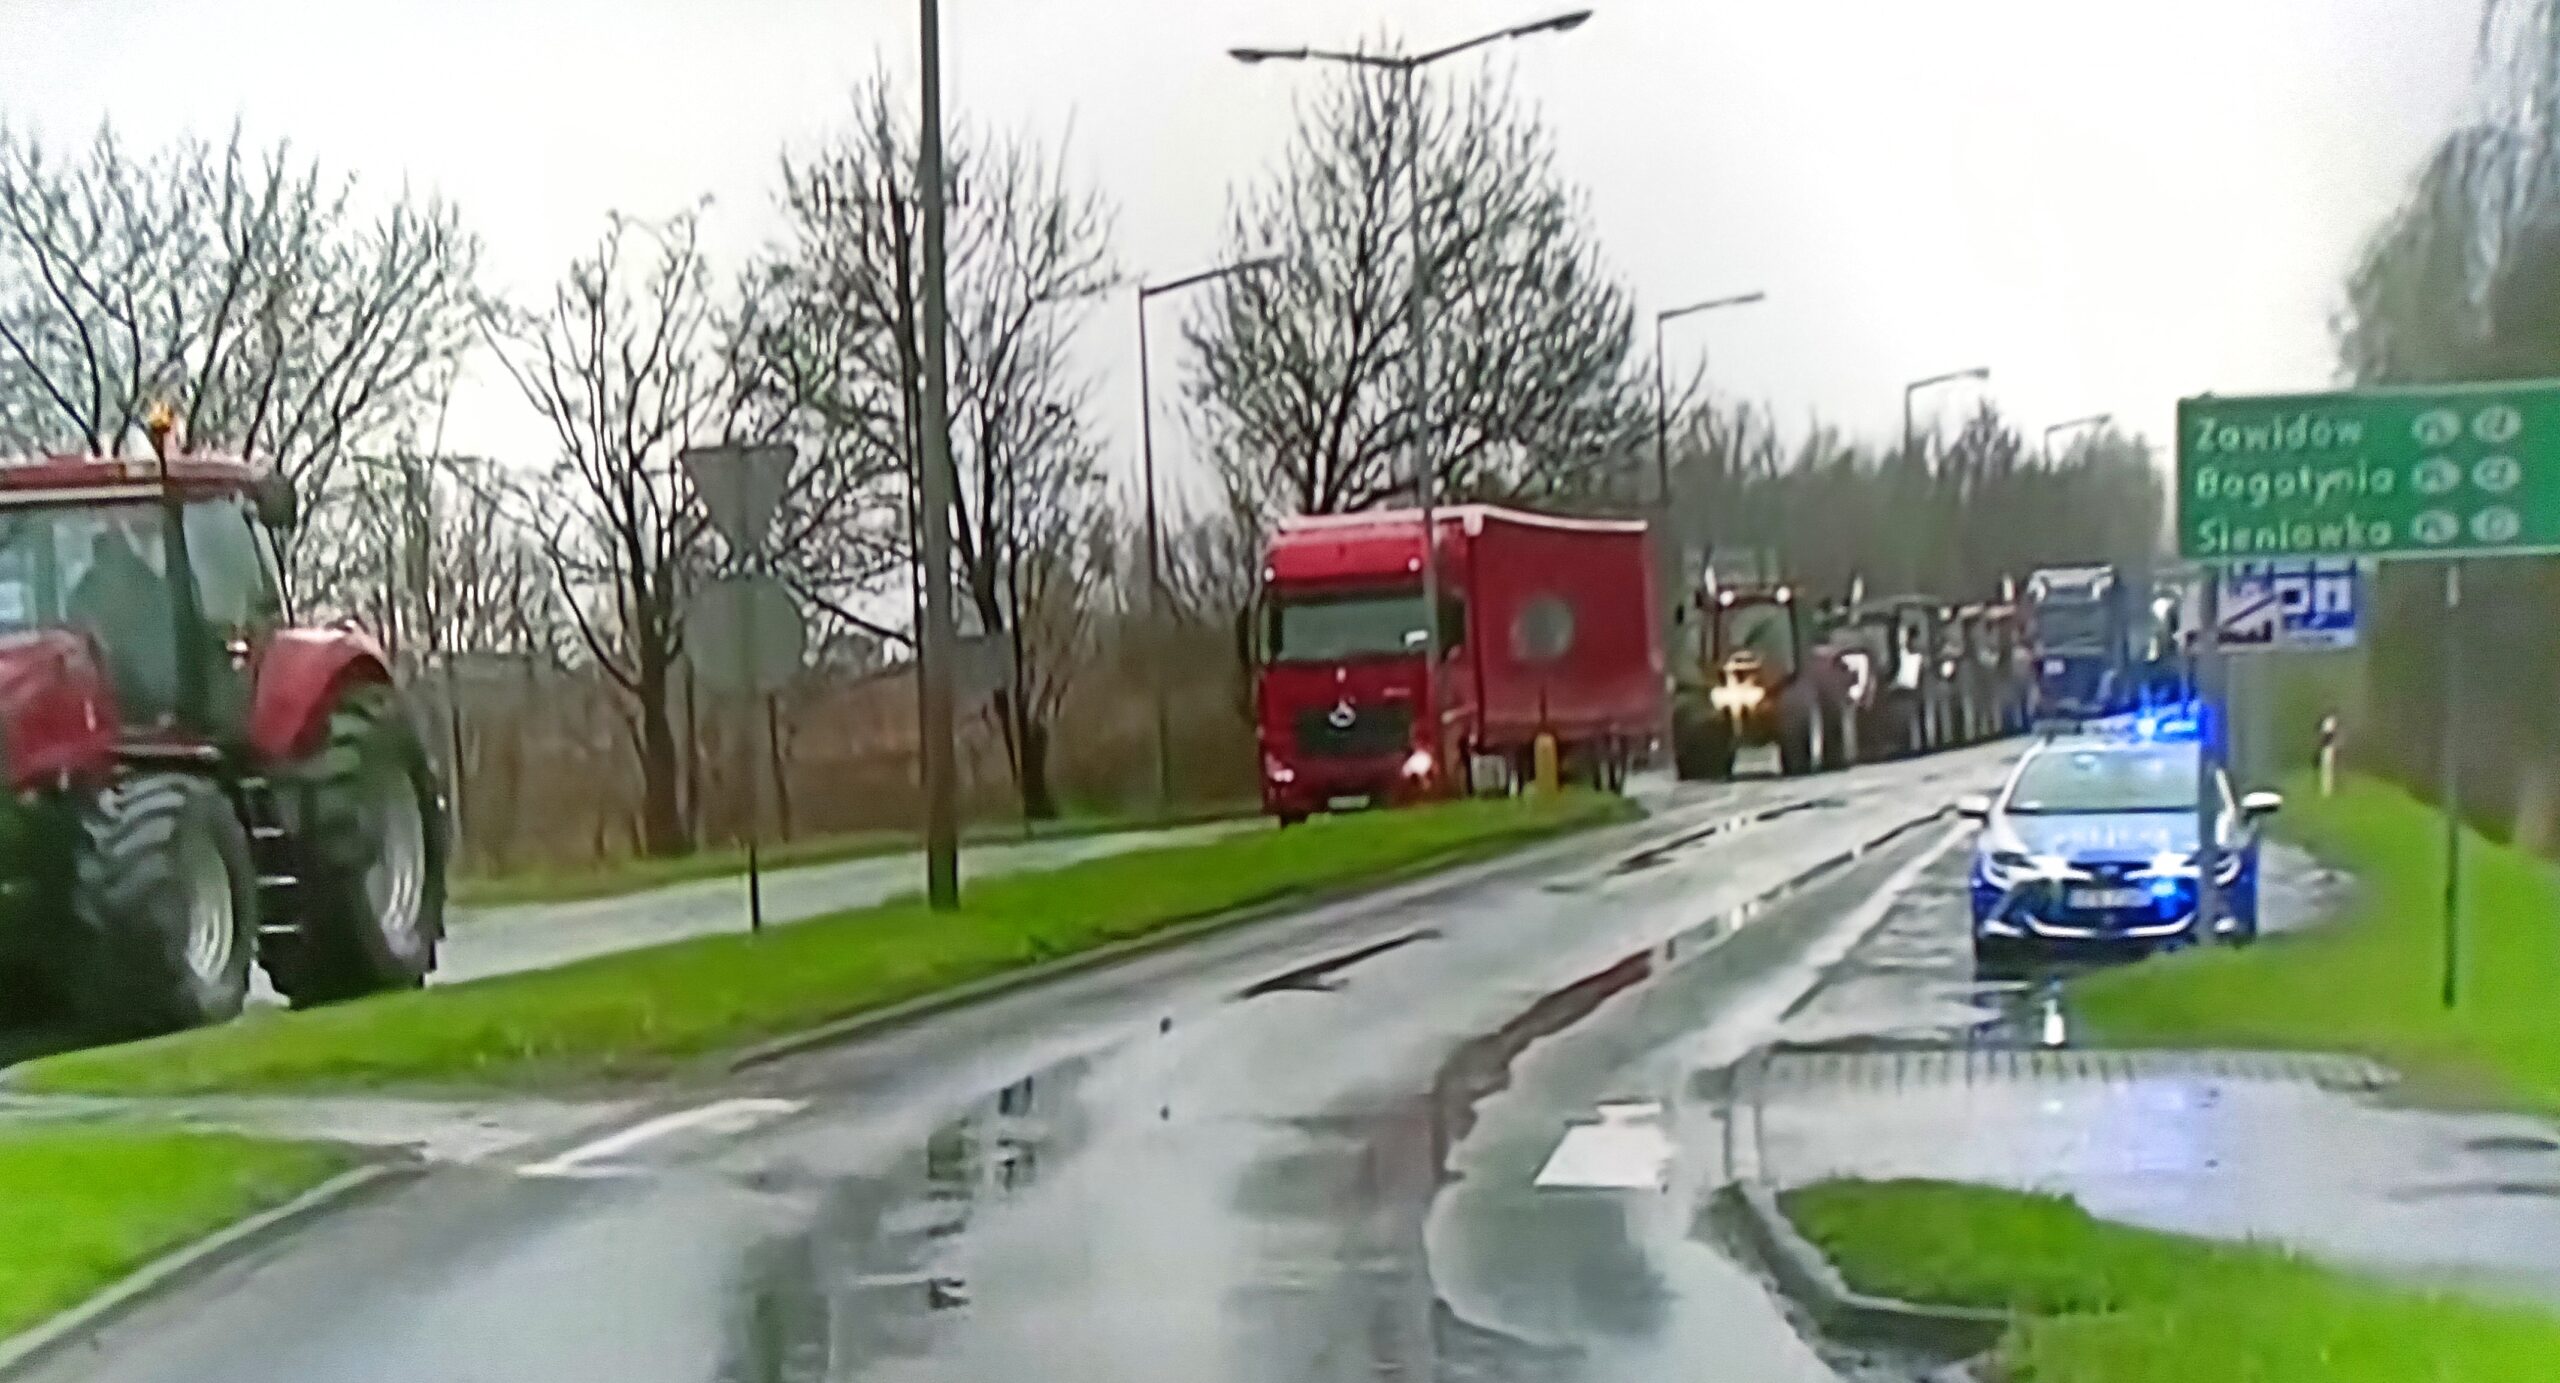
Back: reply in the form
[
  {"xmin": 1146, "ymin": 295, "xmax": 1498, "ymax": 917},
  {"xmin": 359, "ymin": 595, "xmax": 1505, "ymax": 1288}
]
[{"xmin": 719, "ymin": 811, "xmax": 1967, "ymax": 1383}]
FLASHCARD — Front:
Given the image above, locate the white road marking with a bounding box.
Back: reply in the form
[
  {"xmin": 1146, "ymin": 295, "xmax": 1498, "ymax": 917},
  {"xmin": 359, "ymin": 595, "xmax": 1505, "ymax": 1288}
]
[
  {"xmin": 1536, "ymin": 1100, "xmax": 1674, "ymax": 1190},
  {"xmin": 517, "ymin": 1097, "xmax": 806, "ymax": 1179}
]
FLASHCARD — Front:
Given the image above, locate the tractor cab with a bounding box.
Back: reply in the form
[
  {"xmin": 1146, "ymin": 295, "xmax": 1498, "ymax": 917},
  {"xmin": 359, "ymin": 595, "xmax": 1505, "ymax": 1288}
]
[
  {"xmin": 0, "ymin": 456, "xmax": 298, "ymax": 744},
  {"xmin": 1706, "ymin": 581, "xmax": 1803, "ymax": 703},
  {"xmin": 1669, "ymin": 556, "xmax": 1846, "ymax": 780},
  {"xmin": 0, "ymin": 447, "xmax": 444, "ymax": 1041}
]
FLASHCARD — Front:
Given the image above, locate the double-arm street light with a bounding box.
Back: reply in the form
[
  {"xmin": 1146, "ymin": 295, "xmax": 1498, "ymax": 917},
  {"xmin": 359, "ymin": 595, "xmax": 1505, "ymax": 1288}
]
[
  {"xmin": 1902, "ymin": 366, "xmax": 1993, "ymax": 466},
  {"xmin": 1230, "ymin": 10, "xmax": 1593, "ymax": 761},
  {"xmin": 2042, "ymin": 412, "xmax": 2114, "ymax": 461},
  {"xmin": 1136, "ymin": 255, "xmax": 1282, "ymax": 814}
]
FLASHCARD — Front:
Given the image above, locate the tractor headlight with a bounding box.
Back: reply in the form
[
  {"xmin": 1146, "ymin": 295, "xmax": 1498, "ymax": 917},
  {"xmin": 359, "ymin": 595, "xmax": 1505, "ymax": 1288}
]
[{"xmin": 1709, "ymin": 682, "xmax": 1766, "ymax": 711}]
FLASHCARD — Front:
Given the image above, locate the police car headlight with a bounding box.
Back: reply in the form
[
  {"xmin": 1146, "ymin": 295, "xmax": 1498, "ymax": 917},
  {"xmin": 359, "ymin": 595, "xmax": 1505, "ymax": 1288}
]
[{"xmin": 1979, "ymin": 849, "xmax": 2035, "ymax": 887}]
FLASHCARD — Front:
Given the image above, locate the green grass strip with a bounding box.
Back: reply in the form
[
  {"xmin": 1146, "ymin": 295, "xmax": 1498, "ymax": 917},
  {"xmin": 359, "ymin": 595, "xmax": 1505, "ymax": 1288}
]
[
  {"xmin": 451, "ymin": 805, "xmax": 1256, "ymax": 907},
  {"xmin": 2071, "ymin": 773, "xmax": 2560, "ymax": 1115},
  {"xmin": 0, "ymin": 1124, "xmax": 347, "ymax": 1340},
  {"xmin": 1786, "ymin": 1179, "xmax": 2560, "ymax": 1381},
  {"xmin": 20, "ymin": 792, "xmax": 1631, "ymax": 1096}
]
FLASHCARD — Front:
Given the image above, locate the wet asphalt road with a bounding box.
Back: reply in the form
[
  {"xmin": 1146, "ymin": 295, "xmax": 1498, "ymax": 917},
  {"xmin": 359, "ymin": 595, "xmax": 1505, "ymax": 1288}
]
[{"xmin": 32, "ymin": 743, "xmax": 2021, "ymax": 1383}]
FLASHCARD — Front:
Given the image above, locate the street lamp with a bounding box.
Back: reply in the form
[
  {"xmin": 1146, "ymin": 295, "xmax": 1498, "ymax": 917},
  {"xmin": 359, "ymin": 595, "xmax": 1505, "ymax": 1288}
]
[
  {"xmin": 1136, "ymin": 255, "xmax": 1282, "ymax": 816},
  {"xmin": 1653, "ymin": 291, "xmax": 1766, "ymax": 506},
  {"xmin": 2042, "ymin": 412, "xmax": 2114, "ymax": 462},
  {"xmin": 1230, "ymin": 10, "xmax": 1594, "ymax": 772},
  {"xmin": 1902, "ymin": 366, "xmax": 1992, "ymax": 467}
]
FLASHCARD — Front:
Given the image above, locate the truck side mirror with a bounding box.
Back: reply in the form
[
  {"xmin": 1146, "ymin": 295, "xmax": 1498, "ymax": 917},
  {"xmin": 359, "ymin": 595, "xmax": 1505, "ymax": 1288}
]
[{"xmin": 251, "ymin": 472, "xmax": 300, "ymax": 532}]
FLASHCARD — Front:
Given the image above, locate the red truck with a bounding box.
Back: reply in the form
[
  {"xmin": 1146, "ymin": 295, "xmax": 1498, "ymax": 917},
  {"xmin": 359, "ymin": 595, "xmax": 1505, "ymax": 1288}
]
[{"xmin": 1252, "ymin": 505, "xmax": 1663, "ymax": 822}]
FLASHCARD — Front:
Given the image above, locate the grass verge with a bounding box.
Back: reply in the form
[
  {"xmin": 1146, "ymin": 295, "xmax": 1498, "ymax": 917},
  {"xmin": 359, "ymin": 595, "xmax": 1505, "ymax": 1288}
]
[
  {"xmin": 0, "ymin": 1124, "xmax": 347, "ymax": 1340},
  {"xmin": 1785, "ymin": 1179, "xmax": 2560, "ymax": 1381},
  {"xmin": 2069, "ymin": 773, "xmax": 2560, "ymax": 1115},
  {"xmin": 452, "ymin": 804, "xmax": 1256, "ymax": 908},
  {"xmin": 21, "ymin": 792, "xmax": 1633, "ymax": 1096}
]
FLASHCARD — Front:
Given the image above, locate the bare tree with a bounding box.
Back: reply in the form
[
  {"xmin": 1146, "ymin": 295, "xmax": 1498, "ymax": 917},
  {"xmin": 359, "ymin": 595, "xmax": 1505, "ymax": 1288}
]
[
  {"xmin": 0, "ymin": 123, "xmax": 481, "ymax": 532},
  {"xmin": 1184, "ymin": 61, "xmax": 1647, "ymax": 520},
  {"xmin": 1669, "ymin": 399, "xmax": 2162, "ymax": 604},
  {"xmin": 488, "ymin": 211, "xmax": 732, "ymax": 858},
  {"xmin": 747, "ymin": 77, "xmax": 1117, "ymax": 818}
]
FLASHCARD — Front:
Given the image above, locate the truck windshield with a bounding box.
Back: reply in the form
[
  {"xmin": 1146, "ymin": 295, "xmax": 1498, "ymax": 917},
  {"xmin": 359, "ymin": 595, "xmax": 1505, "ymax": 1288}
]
[
  {"xmin": 2035, "ymin": 601, "xmax": 2113, "ymax": 652},
  {"xmin": 1267, "ymin": 589, "xmax": 1430, "ymax": 663}
]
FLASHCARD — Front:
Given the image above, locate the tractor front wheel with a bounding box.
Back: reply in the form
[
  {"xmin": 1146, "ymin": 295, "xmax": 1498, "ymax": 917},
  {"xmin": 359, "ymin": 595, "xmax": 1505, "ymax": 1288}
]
[
  {"xmin": 63, "ymin": 773, "xmax": 257, "ymax": 1037},
  {"xmin": 270, "ymin": 685, "xmax": 445, "ymax": 1007}
]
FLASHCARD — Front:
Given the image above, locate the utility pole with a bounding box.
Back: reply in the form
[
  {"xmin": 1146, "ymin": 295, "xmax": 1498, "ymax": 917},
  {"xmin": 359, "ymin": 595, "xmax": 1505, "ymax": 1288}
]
[{"xmin": 914, "ymin": 0, "xmax": 962, "ymax": 909}]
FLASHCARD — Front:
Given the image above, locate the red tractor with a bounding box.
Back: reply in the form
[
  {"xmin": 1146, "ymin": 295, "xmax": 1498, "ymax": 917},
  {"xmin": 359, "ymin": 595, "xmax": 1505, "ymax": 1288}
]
[{"xmin": 0, "ymin": 448, "xmax": 444, "ymax": 1037}]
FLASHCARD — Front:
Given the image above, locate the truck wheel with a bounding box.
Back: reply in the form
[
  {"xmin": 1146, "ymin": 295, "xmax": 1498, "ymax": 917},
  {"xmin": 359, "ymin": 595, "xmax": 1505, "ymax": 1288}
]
[
  {"xmin": 62, "ymin": 773, "xmax": 256, "ymax": 1037},
  {"xmin": 1777, "ymin": 691, "xmax": 1816, "ymax": 777},
  {"xmin": 270, "ymin": 685, "xmax": 446, "ymax": 1007},
  {"xmin": 1671, "ymin": 703, "xmax": 1717, "ymax": 781},
  {"xmin": 1816, "ymin": 692, "xmax": 1850, "ymax": 773}
]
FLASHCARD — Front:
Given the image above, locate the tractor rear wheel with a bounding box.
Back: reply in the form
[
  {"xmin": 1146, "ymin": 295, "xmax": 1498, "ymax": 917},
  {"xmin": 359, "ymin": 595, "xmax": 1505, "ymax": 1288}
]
[
  {"xmin": 269, "ymin": 685, "xmax": 445, "ymax": 1007},
  {"xmin": 63, "ymin": 773, "xmax": 256, "ymax": 1037}
]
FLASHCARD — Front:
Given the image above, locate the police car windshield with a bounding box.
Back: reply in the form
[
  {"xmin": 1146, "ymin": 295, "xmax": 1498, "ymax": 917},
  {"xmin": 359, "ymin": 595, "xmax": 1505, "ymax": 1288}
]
[{"xmin": 2006, "ymin": 744, "xmax": 2199, "ymax": 814}]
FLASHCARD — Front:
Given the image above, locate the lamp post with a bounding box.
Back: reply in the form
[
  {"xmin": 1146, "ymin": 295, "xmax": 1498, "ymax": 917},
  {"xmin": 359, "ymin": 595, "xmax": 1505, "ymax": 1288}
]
[
  {"xmin": 914, "ymin": 0, "xmax": 963, "ymax": 907},
  {"xmin": 1652, "ymin": 290, "xmax": 1765, "ymax": 557},
  {"xmin": 1136, "ymin": 255, "xmax": 1282, "ymax": 815},
  {"xmin": 1902, "ymin": 366, "xmax": 1992, "ymax": 466},
  {"xmin": 2042, "ymin": 412, "xmax": 2114, "ymax": 462},
  {"xmin": 1231, "ymin": 10, "xmax": 1593, "ymax": 773}
]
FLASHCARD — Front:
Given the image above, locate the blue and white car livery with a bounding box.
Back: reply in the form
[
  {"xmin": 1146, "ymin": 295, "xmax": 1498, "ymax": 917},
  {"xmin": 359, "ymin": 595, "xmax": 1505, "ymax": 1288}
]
[{"xmin": 1959, "ymin": 733, "xmax": 2281, "ymax": 964}]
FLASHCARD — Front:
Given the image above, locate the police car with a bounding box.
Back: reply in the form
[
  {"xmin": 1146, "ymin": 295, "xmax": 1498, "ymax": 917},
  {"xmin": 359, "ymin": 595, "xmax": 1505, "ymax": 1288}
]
[{"xmin": 1959, "ymin": 720, "xmax": 2282, "ymax": 972}]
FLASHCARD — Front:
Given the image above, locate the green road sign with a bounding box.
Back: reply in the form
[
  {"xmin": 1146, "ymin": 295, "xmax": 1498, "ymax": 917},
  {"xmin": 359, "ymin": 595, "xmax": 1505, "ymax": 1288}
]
[{"xmin": 2177, "ymin": 381, "xmax": 2560, "ymax": 561}]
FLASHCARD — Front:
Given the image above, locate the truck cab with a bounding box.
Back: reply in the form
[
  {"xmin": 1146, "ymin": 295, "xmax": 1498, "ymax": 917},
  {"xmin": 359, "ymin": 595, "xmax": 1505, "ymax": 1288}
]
[
  {"xmin": 1252, "ymin": 526, "xmax": 1453, "ymax": 822},
  {"xmin": 2025, "ymin": 565, "xmax": 2133, "ymax": 724}
]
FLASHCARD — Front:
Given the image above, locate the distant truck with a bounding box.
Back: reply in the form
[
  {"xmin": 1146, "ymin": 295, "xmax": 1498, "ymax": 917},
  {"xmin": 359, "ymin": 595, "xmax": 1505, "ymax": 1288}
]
[
  {"xmin": 2024, "ymin": 564, "xmax": 2138, "ymax": 722},
  {"xmin": 1251, "ymin": 505, "xmax": 1663, "ymax": 823}
]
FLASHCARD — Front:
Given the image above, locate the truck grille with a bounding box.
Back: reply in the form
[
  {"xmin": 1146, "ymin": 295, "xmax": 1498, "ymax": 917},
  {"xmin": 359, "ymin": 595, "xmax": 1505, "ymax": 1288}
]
[{"xmin": 1294, "ymin": 702, "xmax": 1413, "ymax": 759}]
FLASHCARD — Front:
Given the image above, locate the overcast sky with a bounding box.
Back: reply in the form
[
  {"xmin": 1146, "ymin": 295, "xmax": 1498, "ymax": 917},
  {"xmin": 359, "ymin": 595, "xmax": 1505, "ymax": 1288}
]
[{"xmin": 0, "ymin": 0, "xmax": 2490, "ymax": 507}]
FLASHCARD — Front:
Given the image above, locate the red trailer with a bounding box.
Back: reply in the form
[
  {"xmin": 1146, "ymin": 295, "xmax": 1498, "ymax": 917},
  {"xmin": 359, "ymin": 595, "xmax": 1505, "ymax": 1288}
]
[{"xmin": 1252, "ymin": 505, "xmax": 1663, "ymax": 822}]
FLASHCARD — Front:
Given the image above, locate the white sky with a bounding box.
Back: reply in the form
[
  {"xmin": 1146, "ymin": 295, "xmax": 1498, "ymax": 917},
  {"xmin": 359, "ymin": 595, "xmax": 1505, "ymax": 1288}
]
[{"xmin": 0, "ymin": 0, "xmax": 2488, "ymax": 509}]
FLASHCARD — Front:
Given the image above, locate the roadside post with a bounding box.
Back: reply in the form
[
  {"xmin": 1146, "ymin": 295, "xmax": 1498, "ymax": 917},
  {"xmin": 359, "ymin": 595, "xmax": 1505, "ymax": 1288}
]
[
  {"xmin": 2193, "ymin": 576, "xmax": 2222, "ymax": 942},
  {"xmin": 2178, "ymin": 381, "xmax": 2560, "ymax": 1007},
  {"xmin": 681, "ymin": 443, "xmax": 803, "ymax": 934}
]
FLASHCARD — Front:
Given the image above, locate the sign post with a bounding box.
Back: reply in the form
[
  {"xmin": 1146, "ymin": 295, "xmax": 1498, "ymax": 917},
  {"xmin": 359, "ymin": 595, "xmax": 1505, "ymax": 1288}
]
[
  {"xmin": 2440, "ymin": 561, "xmax": 2463, "ymax": 1009},
  {"xmin": 2179, "ymin": 381, "xmax": 2560, "ymax": 1007},
  {"xmin": 680, "ymin": 444, "xmax": 800, "ymax": 934},
  {"xmin": 2193, "ymin": 575, "xmax": 2223, "ymax": 940}
]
